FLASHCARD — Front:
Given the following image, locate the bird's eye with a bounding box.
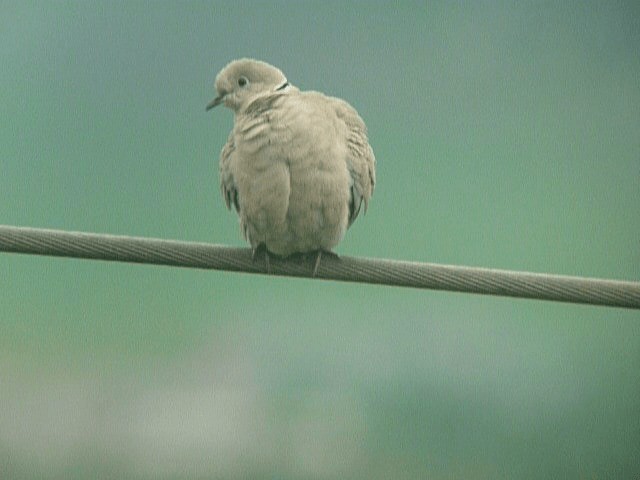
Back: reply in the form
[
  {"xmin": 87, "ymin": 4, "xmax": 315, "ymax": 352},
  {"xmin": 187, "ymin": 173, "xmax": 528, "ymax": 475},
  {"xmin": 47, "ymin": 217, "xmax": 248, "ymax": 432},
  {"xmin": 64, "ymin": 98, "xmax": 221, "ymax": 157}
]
[{"xmin": 238, "ymin": 76, "xmax": 248, "ymax": 87}]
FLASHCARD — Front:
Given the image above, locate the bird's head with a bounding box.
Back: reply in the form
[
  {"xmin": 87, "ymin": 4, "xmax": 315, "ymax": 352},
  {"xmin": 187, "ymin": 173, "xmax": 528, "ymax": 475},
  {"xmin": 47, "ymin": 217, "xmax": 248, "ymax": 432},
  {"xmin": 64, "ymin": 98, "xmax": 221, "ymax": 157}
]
[{"xmin": 207, "ymin": 58, "xmax": 290, "ymax": 113}]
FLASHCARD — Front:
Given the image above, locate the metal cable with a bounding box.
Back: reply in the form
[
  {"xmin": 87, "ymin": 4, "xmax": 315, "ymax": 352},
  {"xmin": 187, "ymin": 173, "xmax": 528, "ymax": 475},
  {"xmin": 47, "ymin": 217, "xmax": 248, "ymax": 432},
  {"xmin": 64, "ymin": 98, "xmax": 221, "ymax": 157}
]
[{"xmin": 1, "ymin": 224, "xmax": 638, "ymax": 309}]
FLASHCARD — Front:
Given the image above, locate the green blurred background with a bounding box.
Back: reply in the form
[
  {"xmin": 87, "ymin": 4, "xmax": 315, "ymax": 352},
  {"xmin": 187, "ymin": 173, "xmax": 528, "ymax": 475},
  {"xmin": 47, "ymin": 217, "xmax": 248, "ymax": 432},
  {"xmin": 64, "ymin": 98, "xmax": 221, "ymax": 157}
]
[{"xmin": 1, "ymin": 1, "xmax": 639, "ymax": 478}]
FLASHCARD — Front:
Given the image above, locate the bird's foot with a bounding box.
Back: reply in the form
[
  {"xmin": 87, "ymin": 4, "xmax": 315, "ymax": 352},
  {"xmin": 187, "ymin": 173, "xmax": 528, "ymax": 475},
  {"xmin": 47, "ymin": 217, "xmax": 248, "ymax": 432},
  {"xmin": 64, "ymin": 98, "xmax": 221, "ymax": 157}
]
[
  {"xmin": 312, "ymin": 251, "xmax": 322, "ymax": 277},
  {"xmin": 251, "ymin": 244, "xmax": 271, "ymax": 274},
  {"xmin": 311, "ymin": 249, "xmax": 339, "ymax": 277}
]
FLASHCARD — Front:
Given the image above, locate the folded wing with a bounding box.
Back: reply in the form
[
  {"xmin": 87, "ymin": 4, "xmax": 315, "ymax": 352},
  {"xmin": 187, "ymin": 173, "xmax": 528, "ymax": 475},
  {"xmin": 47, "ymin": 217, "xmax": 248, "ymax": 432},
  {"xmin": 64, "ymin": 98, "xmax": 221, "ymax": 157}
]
[
  {"xmin": 332, "ymin": 98, "xmax": 376, "ymax": 227},
  {"xmin": 219, "ymin": 131, "xmax": 239, "ymax": 213}
]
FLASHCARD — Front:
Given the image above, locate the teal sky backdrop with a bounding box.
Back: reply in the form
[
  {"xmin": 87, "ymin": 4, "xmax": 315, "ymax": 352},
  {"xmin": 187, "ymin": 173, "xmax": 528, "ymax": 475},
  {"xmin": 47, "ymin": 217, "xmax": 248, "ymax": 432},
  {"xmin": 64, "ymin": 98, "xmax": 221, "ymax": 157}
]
[{"xmin": 1, "ymin": 1, "xmax": 639, "ymax": 478}]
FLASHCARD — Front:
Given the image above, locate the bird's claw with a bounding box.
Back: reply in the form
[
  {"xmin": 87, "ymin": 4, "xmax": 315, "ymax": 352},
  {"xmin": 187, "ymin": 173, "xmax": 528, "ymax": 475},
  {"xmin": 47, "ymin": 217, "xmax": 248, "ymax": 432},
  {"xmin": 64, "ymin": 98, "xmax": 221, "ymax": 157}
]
[
  {"xmin": 251, "ymin": 244, "xmax": 271, "ymax": 274},
  {"xmin": 312, "ymin": 250, "xmax": 322, "ymax": 277}
]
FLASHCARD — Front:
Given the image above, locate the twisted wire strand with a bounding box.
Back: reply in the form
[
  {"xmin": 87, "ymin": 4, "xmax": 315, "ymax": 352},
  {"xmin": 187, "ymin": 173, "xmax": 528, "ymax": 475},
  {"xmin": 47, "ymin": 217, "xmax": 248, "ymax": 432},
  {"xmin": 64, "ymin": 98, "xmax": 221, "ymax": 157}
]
[{"xmin": 1, "ymin": 224, "xmax": 638, "ymax": 309}]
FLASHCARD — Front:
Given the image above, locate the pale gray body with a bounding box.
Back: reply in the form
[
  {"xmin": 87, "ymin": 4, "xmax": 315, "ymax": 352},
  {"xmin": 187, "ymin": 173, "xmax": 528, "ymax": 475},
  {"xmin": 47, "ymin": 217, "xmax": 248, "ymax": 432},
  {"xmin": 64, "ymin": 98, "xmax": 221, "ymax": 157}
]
[{"xmin": 209, "ymin": 59, "xmax": 375, "ymax": 257}]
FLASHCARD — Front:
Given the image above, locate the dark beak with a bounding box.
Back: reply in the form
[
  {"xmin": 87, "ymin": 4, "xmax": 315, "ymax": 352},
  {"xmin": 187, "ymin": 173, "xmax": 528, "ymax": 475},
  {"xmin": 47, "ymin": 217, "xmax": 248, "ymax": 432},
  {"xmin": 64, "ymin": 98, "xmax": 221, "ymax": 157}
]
[{"xmin": 206, "ymin": 95, "xmax": 224, "ymax": 111}]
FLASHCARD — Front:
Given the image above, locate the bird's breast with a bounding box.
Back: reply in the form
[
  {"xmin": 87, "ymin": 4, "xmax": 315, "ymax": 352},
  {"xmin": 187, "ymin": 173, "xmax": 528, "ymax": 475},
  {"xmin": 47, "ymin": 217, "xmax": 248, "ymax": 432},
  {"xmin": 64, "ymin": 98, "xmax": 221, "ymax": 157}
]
[{"xmin": 230, "ymin": 94, "xmax": 351, "ymax": 255}]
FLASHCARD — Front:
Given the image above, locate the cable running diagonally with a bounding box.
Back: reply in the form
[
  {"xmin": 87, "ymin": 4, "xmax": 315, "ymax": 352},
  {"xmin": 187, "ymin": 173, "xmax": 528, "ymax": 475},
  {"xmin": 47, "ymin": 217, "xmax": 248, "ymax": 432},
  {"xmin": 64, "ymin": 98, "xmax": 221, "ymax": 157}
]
[{"xmin": 0, "ymin": 225, "xmax": 638, "ymax": 309}]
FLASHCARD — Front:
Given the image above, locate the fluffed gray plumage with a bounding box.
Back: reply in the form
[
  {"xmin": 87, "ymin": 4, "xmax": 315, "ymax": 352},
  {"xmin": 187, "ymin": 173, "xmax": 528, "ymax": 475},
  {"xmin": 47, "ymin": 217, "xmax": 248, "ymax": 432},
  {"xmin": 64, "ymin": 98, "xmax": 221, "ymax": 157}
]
[{"xmin": 208, "ymin": 59, "xmax": 375, "ymax": 271}]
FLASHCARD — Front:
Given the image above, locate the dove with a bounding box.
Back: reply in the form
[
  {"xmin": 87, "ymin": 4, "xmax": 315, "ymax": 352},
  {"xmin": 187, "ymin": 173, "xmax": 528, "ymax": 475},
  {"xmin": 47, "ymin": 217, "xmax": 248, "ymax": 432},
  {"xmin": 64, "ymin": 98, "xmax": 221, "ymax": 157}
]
[{"xmin": 207, "ymin": 58, "xmax": 375, "ymax": 275}]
